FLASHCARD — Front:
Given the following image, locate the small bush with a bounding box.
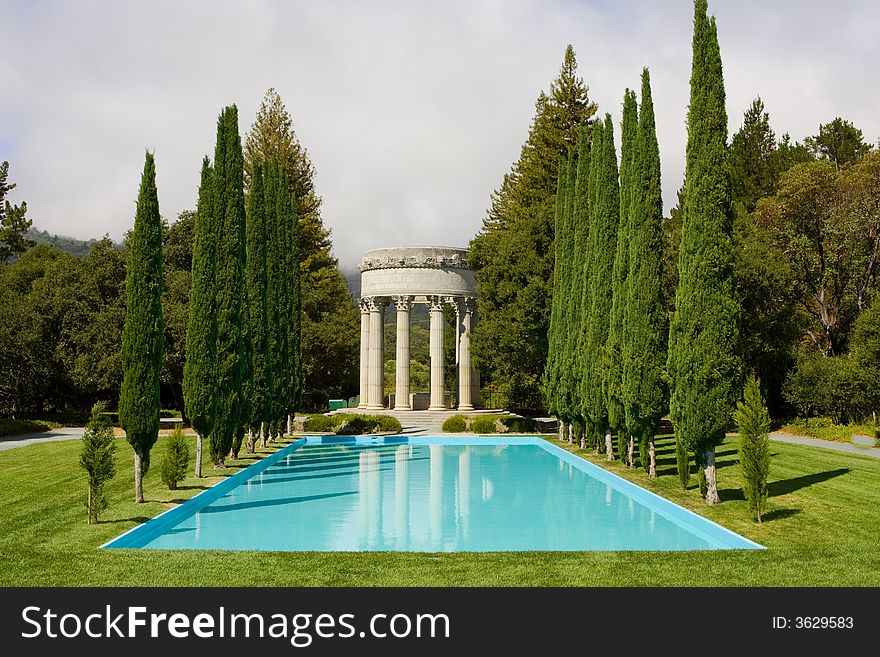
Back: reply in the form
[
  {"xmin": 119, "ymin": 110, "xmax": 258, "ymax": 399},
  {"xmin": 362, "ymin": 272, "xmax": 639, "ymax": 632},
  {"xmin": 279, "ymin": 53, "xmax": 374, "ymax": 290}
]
[
  {"xmin": 159, "ymin": 409, "xmax": 182, "ymax": 419},
  {"xmin": 0, "ymin": 419, "xmax": 55, "ymax": 437},
  {"xmin": 370, "ymin": 415, "xmax": 402, "ymax": 433},
  {"xmin": 442, "ymin": 415, "xmax": 467, "ymax": 433},
  {"xmin": 79, "ymin": 402, "xmax": 116, "ymax": 524},
  {"xmin": 335, "ymin": 417, "xmax": 378, "ymax": 435},
  {"xmin": 470, "ymin": 416, "xmax": 498, "ymax": 434},
  {"xmin": 304, "ymin": 414, "xmax": 335, "ymax": 432},
  {"xmin": 160, "ymin": 428, "xmax": 190, "ymax": 490}
]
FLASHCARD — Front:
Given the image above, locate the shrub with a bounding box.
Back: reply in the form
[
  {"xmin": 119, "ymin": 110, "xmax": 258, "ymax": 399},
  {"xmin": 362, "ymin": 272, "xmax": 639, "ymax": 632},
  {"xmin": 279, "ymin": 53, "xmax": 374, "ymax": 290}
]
[
  {"xmin": 304, "ymin": 414, "xmax": 335, "ymax": 432},
  {"xmin": 335, "ymin": 417, "xmax": 378, "ymax": 435},
  {"xmin": 499, "ymin": 415, "xmax": 539, "ymax": 434},
  {"xmin": 470, "ymin": 416, "xmax": 498, "ymax": 434},
  {"xmin": 0, "ymin": 419, "xmax": 54, "ymax": 438},
  {"xmin": 160, "ymin": 428, "xmax": 190, "ymax": 490},
  {"xmin": 79, "ymin": 402, "xmax": 116, "ymax": 524},
  {"xmin": 735, "ymin": 375, "xmax": 771, "ymax": 522},
  {"xmin": 442, "ymin": 415, "xmax": 468, "ymax": 433},
  {"xmin": 784, "ymin": 352, "xmax": 867, "ymax": 425},
  {"xmin": 370, "ymin": 415, "xmax": 402, "ymax": 433}
]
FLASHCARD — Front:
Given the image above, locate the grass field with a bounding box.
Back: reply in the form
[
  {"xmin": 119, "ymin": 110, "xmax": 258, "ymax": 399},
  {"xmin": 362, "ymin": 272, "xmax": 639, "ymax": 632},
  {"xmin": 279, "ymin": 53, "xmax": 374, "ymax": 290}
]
[{"xmin": 0, "ymin": 431, "xmax": 878, "ymax": 586}]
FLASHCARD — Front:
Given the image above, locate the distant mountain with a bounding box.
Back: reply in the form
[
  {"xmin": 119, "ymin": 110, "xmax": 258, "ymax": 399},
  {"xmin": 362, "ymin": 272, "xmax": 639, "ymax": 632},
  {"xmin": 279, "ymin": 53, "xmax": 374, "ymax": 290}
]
[{"xmin": 26, "ymin": 227, "xmax": 120, "ymax": 257}]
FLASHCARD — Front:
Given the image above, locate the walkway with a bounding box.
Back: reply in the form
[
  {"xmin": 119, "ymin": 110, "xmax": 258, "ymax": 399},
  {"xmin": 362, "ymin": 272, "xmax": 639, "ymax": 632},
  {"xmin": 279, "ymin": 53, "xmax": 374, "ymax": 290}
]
[
  {"xmin": 770, "ymin": 431, "xmax": 880, "ymax": 460},
  {"xmin": 0, "ymin": 427, "xmax": 84, "ymax": 452}
]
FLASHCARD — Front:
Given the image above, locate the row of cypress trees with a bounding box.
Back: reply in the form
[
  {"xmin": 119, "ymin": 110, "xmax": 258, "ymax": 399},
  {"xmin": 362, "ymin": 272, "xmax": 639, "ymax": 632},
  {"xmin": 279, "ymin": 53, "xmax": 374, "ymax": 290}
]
[
  {"xmin": 183, "ymin": 105, "xmax": 302, "ymax": 476},
  {"xmin": 545, "ymin": 0, "xmax": 738, "ymax": 505}
]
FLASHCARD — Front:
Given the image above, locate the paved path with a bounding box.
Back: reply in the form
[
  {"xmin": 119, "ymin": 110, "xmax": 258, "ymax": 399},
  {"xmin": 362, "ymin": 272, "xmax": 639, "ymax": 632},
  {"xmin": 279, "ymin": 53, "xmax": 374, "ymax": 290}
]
[
  {"xmin": 770, "ymin": 431, "xmax": 880, "ymax": 460},
  {"xmin": 0, "ymin": 427, "xmax": 84, "ymax": 452}
]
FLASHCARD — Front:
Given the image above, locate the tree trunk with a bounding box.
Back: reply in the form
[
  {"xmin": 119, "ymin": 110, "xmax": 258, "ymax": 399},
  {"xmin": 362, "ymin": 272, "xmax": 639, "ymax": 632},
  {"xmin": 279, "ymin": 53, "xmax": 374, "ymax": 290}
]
[
  {"xmin": 702, "ymin": 446, "xmax": 719, "ymax": 505},
  {"xmin": 259, "ymin": 424, "xmax": 266, "ymax": 449},
  {"xmin": 134, "ymin": 452, "xmax": 144, "ymax": 504},
  {"xmin": 246, "ymin": 428, "xmax": 255, "ymax": 454},
  {"xmin": 287, "ymin": 414, "xmax": 292, "ymax": 437},
  {"xmin": 605, "ymin": 430, "xmax": 614, "ymax": 461},
  {"xmin": 568, "ymin": 423, "xmax": 573, "ymax": 445},
  {"xmin": 648, "ymin": 435, "xmax": 656, "ymax": 479},
  {"xmin": 87, "ymin": 487, "xmax": 93, "ymax": 525},
  {"xmin": 626, "ymin": 436, "xmax": 634, "ymax": 469},
  {"xmin": 558, "ymin": 420, "xmax": 565, "ymax": 442},
  {"xmin": 195, "ymin": 432, "xmax": 203, "ymax": 478}
]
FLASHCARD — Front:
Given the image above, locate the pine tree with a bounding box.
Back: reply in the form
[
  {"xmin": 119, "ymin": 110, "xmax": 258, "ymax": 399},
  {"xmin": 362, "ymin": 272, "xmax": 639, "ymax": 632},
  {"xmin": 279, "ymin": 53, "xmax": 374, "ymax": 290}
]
[
  {"xmin": 623, "ymin": 68, "xmax": 666, "ymax": 479},
  {"xmin": 79, "ymin": 401, "xmax": 116, "ymax": 523},
  {"xmin": 119, "ymin": 151, "xmax": 164, "ymax": 503},
  {"xmin": 606, "ymin": 89, "xmax": 638, "ymax": 464},
  {"xmin": 470, "ymin": 46, "xmax": 597, "ymax": 407},
  {"xmin": 245, "ymin": 163, "xmax": 270, "ymax": 451},
  {"xmin": 581, "ymin": 115, "xmax": 620, "ymax": 451},
  {"xmin": 729, "ymin": 97, "xmax": 777, "ymax": 213},
  {"xmin": 0, "ymin": 161, "xmax": 35, "ymax": 264},
  {"xmin": 183, "ymin": 158, "xmax": 217, "ymax": 477},
  {"xmin": 668, "ymin": 0, "xmax": 741, "ymax": 505},
  {"xmin": 734, "ymin": 375, "xmax": 771, "ymax": 521},
  {"xmin": 210, "ymin": 106, "xmax": 247, "ymax": 466}
]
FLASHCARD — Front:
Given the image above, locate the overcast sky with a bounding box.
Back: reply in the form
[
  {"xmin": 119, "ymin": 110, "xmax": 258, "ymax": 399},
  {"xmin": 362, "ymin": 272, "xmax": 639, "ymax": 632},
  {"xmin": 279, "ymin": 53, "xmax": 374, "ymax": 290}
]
[{"xmin": 2, "ymin": 0, "xmax": 878, "ymax": 269}]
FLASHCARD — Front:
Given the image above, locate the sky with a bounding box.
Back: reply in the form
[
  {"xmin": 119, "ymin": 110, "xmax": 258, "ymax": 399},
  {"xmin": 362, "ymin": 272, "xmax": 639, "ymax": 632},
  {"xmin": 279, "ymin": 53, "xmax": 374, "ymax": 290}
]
[{"xmin": 2, "ymin": 0, "xmax": 878, "ymax": 270}]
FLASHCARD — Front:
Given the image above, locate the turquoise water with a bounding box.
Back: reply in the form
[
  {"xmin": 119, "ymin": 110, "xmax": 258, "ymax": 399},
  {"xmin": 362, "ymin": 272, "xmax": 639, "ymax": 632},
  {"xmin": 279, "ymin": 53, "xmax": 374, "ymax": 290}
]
[{"xmin": 105, "ymin": 437, "xmax": 761, "ymax": 552}]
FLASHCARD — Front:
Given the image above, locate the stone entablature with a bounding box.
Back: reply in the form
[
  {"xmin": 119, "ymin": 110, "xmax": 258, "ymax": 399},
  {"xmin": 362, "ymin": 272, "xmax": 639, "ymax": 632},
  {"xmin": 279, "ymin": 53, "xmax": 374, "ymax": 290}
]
[{"xmin": 358, "ymin": 246, "xmax": 469, "ymax": 272}]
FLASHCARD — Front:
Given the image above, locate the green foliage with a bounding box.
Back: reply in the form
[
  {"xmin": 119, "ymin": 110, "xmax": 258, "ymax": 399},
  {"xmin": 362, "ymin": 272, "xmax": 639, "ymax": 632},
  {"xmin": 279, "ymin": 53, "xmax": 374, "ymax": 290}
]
[
  {"xmin": 210, "ymin": 106, "xmax": 247, "ymax": 465},
  {"xmin": 805, "ymin": 117, "xmax": 871, "ymax": 169},
  {"xmin": 734, "ymin": 376, "xmax": 771, "ymax": 522},
  {"xmin": 606, "ymin": 89, "xmax": 638, "ymax": 434},
  {"xmin": 622, "ymin": 69, "xmax": 667, "ymax": 445},
  {"xmin": 471, "ymin": 45, "xmax": 596, "ymax": 406},
  {"xmin": 729, "ymin": 97, "xmax": 780, "ymax": 213},
  {"xmin": 183, "ymin": 158, "xmax": 218, "ymax": 440},
  {"xmin": 303, "ymin": 414, "xmax": 335, "ymax": 432},
  {"xmin": 753, "ymin": 152, "xmax": 880, "ymax": 355},
  {"xmin": 0, "ymin": 419, "xmax": 55, "ymax": 437},
  {"xmin": 675, "ymin": 436, "xmax": 691, "ymax": 490},
  {"xmin": 581, "ymin": 114, "xmax": 619, "ymax": 433},
  {"xmin": 246, "ymin": 163, "xmax": 270, "ymax": 433},
  {"xmin": 850, "ymin": 296, "xmax": 880, "ymax": 415},
  {"xmin": 79, "ymin": 402, "xmax": 116, "ymax": 524},
  {"xmin": 244, "ymin": 88, "xmax": 359, "ymax": 409},
  {"xmin": 543, "ymin": 157, "xmax": 568, "ymax": 417},
  {"xmin": 336, "ymin": 417, "xmax": 377, "ymax": 435},
  {"xmin": 0, "ymin": 161, "xmax": 35, "ymax": 263},
  {"xmin": 304, "ymin": 413, "xmax": 401, "ymax": 435},
  {"xmin": 783, "ymin": 352, "xmax": 866, "ymax": 425},
  {"xmin": 499, "ymin": 415, "xmax": 539, "ymax": 433},
  {"xmin": 159, "ymin": 428, "xmax": 190, "ymax": 490},
  {"xmin": 119, "ymin": 151, "xmax": 164, "ymax": 499},
  {"xmin": 442, "ymin": 415, "xmax": 468, "ymax": 433},
  {"xmin": 470, "ymin": 415, "xmax": 498, "ymax": 434},
  {"xmin": 668, "ymin": 1, "xmax": 741, "ymax": 462}
]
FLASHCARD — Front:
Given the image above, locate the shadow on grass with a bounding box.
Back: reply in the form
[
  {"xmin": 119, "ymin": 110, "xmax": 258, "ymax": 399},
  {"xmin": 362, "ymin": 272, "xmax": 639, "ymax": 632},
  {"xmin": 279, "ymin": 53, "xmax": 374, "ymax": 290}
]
[
  {"xmin": 768, "ymin": 468, "xmax": 850, "ymax": 497},
  {"xmin": 102, "ymin": 516, "xmax": 150, "ymax": 524},
  {"xmin": 175, "ymin": 484, "xmax": 209, "ymax": 491},
  {"xmin": 763, "ymin": 508, "xmax": 802, "ymax": 521}
]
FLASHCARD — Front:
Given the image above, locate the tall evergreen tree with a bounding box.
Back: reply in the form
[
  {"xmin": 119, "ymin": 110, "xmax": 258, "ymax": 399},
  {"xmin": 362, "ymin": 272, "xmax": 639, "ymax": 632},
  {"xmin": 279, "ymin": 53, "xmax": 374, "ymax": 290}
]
[
  {"xmin": 210, "ymin": 106, "xmax": 247, "ymax": 466},
  {"xmin": 566, "ymin": 129, "xmax": 591, "ymax": 446},
  {"xmin": 559, "ymin": 149, "xmax": 579, "ymax": 442},
  {"xmin": 623, "ymin": 68, "xmax": 666, "ymax": 479},
  {"xmin": 581, "ymin": 114, "xmax": 620, "ymax": 451},
  {"xmin": 471, "ymin": 45, "xmax": 597, "ymax": 408},
  {"xmin": 729, "ymin": 97, "xmax": 777, "ymax": 213},
  {"xmin": 0, "ymin": 160, "xmax": 35, "ymax": 264},
  {"xmin": 543, "ymin": 157, "xmax": 568, "ymax": 437},
  {"xmin": 607, "ymin": 89, "xmax": 638, "ymax": 464},
  {"xmin": 183, "ymin": 158, "xmax": 217, "ymax": 477},
  {"xmin": 245, "ymin": 163, "xmax": 270, "ymax": 451},
  {"xmin": 668, "ymin": 0, "xmax": 741, "ymax": 505},
  {"xmin": 119, "ymin": 151, "xmax": 164, "ymax": 503},
  {"xmin": 244, "ymin": 89, "xmax": 358, "ymax": 408}
]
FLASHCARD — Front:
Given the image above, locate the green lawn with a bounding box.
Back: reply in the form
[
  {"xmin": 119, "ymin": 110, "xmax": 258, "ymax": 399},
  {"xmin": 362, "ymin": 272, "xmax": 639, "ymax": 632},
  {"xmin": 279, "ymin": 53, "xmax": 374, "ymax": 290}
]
[{"xmin": 0, "ymin": 431, "xmax": 878, "ymax": 586}]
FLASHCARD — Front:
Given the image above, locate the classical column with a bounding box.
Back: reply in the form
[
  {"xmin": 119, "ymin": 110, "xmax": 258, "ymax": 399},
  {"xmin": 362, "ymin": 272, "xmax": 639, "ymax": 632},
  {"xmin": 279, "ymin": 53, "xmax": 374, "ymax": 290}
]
[
  {"xmin": 428, "ymin": 295, "xmax": 446, "ymax": 410},
  {"xmin": 393, "ymin": 295, "xmax": 413, "ymax": 410},
  {"xmin": 458, "ymin": 298, "xmax": 475, "ymax": 410},
  {"xmin": 366, "ymin": 297, "xmax": 386, "ymax": 410},
  {"xmin": 357, "ymin": 298, "xmax": 370, "ymax": 409}
]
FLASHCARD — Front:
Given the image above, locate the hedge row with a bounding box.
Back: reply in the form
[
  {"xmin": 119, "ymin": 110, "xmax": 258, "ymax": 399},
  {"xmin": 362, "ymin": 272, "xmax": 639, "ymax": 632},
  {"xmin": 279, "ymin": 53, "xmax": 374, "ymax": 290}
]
[
  {"xmin": 440, "ymin": 414, "xmax": 540, "ymax": 434},
  {"xmin": 302, "ymin": 414, "xmax": 402, "ymax": 436}
]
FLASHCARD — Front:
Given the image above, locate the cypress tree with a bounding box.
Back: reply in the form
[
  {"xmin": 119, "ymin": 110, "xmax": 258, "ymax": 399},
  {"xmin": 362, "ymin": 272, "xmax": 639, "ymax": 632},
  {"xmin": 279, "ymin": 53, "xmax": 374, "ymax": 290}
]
[
  {"xmin": 568, "ymin": 129, "xmax": 591, "ymax": 448},
  {"xmin": 560, "ymin": 149, "xmax": 578, "ymax": 443},
  {"xmin": 734, "ymin": 375, "xmax": 771, "ymax": 522},
  {"xmin": 578, "ymin": 120, "xmax": 604, "ymax": 449},
  {"xmin": 581, "ymin": 114, "xmax": 620, "ymax": 453},
  {"xmin": 607, "ymin": 89, "xmax": 638, "ymax": 464},
  {"xmin": 543, "ymin": 158, "xmax": 568, "ymax": 438},
  {"xmin": 623, "ymin": 68, "xmax": 666, "ymax": 479},
  {"xmin": 119, "ymin": 151, "xmax": 164, "ymax": 503},
  {"xmin": 210, "ymin": 106, "xmax": 247, "ymax": 466},
  {"xmin": 245, "ymin": 163, "xmax": 270, "ymax": 451},
  {"xmin": 265, "ymin": 159, "xmax": 286, "ymax": 442},
  {"xmin": 280, "ymin": 162, "xmax": 302, "ymax": 432},
  {"xmin": 668, "ymin": 0, "xmax": 741, "ymax": 504},
  {"xmin": 183, "ymin": 157, "xmax": 216, "ymax": 477}
]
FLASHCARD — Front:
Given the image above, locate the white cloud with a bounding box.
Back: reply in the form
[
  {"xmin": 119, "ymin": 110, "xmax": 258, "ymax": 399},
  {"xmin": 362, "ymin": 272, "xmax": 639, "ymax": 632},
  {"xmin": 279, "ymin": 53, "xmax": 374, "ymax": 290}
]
[{"xmin": 1, "ymin": 0, "xmax": 878, "ymax": 269}]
